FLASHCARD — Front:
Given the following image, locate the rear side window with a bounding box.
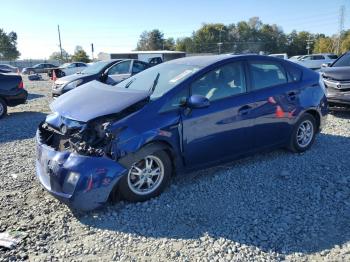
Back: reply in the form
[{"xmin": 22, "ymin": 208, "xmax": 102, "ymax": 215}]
[
  {"xmin": 248, "ymin": 61, "xmax": 287, "ymax": 90},
  {"xmin": 312, "ymin": 55, "xmax": 325, "ymax": 60},
  {"xmin": 132, "ymin": 61, "xmax": 148, "ymax": 74},
  {"xmin": 328, "ymin": 55, "xmax": 338, "ymax": 59},
  {"xmin": 285, "ymin": 64, "xmax": 302, "ymax": 83}
]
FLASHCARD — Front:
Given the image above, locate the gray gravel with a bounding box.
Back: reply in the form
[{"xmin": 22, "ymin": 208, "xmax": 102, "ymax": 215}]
[{"xmin": 1, "ymin": 75, "xmax": 350, "ymax": 261}]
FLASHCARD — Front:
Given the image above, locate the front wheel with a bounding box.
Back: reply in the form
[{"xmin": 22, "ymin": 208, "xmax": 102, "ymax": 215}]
[
  {"xmin": 117, "ymin": 150, "xmax": 172, "ymax": 202},
  {"xmin": 289, "ymin": 113, "xmax": 317, "ymax": 153}
]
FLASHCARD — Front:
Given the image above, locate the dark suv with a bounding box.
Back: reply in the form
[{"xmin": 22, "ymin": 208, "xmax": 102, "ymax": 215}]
[{"xmin": 0, "ymin": 72, "xmax": 27, "ymax": 118}]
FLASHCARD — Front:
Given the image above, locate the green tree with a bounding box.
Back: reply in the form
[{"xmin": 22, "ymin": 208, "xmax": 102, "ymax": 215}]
[
  {"xmin": 136, "ymin": 29, "xmax": 165, "ymax": 50},
  {"xmin": 176, "ymin": 37, "xmax": 195, "ymax": 52},
  {"xmin": 71, "ymin": 46, "xmax": 90, "ymax": 63},
  {"xmin": 164, "ymin": 37, "xmax": 176, "ymax": 50},
  {"xmin": 313, "ymin": 37, "xmax": 334, "ymax": 54},
  {"xmin": 49, "ymin": 49, "xmax": 70, "ymax": 61},
  {"xmin": 0, "ymin": 29, "xmax": 20, "ymax": 60}
]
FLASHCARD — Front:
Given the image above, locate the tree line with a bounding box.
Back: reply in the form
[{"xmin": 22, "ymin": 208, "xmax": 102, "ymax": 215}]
[
  {"xmin": 137, "ymin": 17, "xmax": 350, "ymax": 56},
  {"xmin": 1, "ymin": 17, "xmax": 350, "ymax": 61}
]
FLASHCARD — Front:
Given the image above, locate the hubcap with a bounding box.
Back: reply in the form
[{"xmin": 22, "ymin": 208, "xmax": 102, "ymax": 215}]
[
  {"xmin": 127, "ymin": 155, "xmax": 164, "ymax": 195},
  {"xmin": 296, "ymin": 120, "xmax": 314, "ymax": 148}
]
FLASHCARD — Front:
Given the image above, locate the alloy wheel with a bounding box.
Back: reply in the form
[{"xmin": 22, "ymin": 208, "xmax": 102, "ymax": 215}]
[
  {"xmin": 296, "ymin": 120, "xmax": 314, "ymax": 148},
  {"xmin": 127, "ymin": 155, "xmax": 164, "ymax": 195}
]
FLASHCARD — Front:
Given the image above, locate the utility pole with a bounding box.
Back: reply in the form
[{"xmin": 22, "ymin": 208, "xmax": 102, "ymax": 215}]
[
  {"xmin": 217, "ymin": 28, "xmax": 223, "ymax": 54},
  {"xmin": 91, "ymin": 43, "xmax": 94, "ymax": 61},
  {"xmin": 336, "ymin": 5, "xmax": 345, "ymax": 55},
  {"xmin": 306, "ymin": 35, "xmax": 313, "ymax": 55},
  {"xmin": 57, "ymin": 25, "xmax": 63, "ymax": 61}
]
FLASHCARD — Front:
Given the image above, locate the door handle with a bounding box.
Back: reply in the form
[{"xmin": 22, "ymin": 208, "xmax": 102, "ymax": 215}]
[
  {"xmin": 287, "ymin": 91, "xmax": 296, "ymax": 101},
  {"xmin": 238, "ymin": 105, "xmax": 252, "ymax": 115}
]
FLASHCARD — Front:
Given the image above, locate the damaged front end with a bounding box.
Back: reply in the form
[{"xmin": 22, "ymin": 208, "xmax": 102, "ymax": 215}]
[
  {"xmin": 35, "ymin": 113, "xmax": 130, "ymax": 210},
  {"xmin": 40, "ymin": 114, "xmax": 115, "ymax": 157}
]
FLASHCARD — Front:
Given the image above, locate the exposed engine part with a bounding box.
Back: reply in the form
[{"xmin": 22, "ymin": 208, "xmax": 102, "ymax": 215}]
[{"xmin": 40, "ymin": 119, "xmax": 113, "ymax": 157}]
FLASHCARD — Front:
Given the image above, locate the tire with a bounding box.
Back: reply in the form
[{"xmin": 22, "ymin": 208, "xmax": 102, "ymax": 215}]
[
  {"xmin": 0, "ymin": 98, "xmax": 7, "ymax": 119},
  {"xmin": 117, "ymin": 150, "xmax": 172, "ymax": 202},
  {"xmin": 289, "ymin": 113, "xmax": 317, "ymax": 153}
]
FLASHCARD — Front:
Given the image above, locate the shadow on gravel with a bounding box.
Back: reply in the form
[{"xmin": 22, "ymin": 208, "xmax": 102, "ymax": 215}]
[
  {"xmin": 0, "ymin": 112, "xmax": 47, "ymax": 143},
  {"xmin": 77, "ymin": 132, "xmax": 350, "ymax": 255},
  {"xmin": 27, "ymin": 93, "xmax": 45, "ymax": 101},
  {"xmin": 329, "ymin": 109, "xmax": 350, "ymax": 119}
]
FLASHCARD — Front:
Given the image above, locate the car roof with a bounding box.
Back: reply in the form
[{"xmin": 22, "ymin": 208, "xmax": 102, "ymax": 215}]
[
  {"xmin": 166, "ymin": 54, "xmax": 286, "ymax": 67},
  {"xmin": 166, "ymin": 55, "xmax": 242, "ymax": 67}
]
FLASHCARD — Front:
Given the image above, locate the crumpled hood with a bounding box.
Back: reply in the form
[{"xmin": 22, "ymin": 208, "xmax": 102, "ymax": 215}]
[
  {"xmin": 322, "ymin": 66, "xmax": 350, "ymax": 81},
  {"xmin": 50, "ymin": 80, "xmax": 151, "ymax": 122}
]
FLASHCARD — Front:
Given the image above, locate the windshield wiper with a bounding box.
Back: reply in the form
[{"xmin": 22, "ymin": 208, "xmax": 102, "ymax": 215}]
[{"xmin": 149, "ymin": 73, "xmax": 160, "ymax": 94}]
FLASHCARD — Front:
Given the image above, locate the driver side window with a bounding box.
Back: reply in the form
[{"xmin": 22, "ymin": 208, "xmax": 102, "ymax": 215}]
[
  {"xmin": 191, "ymin": 62, "xmax": 246, "ymax": 101},
  {"xmin": 108, "ymin": 61, "xmax": 131, "ymax": 75}
]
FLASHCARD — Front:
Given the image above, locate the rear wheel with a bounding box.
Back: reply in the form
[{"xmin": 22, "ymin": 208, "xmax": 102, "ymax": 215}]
[
  {"xmin": 0, "ymin": 98, "xmax": 7, "ymax": 119},
  {"xmin": 117, "ymin": 150, "xmax": 172, "ymax": 202},
  {"xmin": 289, "ymin": 113, "xmax": 317, "ymax": 153}
]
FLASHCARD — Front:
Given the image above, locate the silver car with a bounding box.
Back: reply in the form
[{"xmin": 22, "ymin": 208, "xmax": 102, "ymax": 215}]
[{"xmin": 295, "ymin": 54, "xmax": 338, "ymax": 70}]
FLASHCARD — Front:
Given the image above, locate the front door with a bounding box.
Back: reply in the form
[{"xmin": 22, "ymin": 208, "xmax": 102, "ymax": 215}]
[
  {"xmin": 181, "ymin": 61, "xmax": 256, "ymax": 167},
  {"xmin": 105, "ymin": 60, "xmax": 132, "ymax": 85}
]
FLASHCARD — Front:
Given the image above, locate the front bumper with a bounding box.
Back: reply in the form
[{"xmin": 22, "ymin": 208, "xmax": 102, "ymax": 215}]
[
  {"xmin": 325, "ymin": 88, "xmax": 350, "ymax": 107},
  {"xmin": 35, "ymin": 129, "xmax": 127, "ymax": 210}
]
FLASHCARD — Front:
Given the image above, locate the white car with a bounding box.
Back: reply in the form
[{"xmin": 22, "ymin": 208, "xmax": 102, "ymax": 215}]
[
  {"xmin": 295, "ymin": 54, "xmax": 338, "ymax": 70},
  {"xmin": 50, "ymin": 62, "xmax": 88, "ymax": 78},
  {"xmin": 289, "ymin": 55, "xmax": 303, "ymax": 61},
  {"xmin": 268, "ymin": 53, "xmax": 288, "ymax": 60}
]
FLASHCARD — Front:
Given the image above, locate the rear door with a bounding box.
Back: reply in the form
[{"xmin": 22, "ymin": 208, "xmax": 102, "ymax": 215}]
[
  {"xmin": 181, "ymin": 61, "xmax": 256, "ymax": 167},
  {"xmin": 247, "ymin": 59, "xmax": 302, "ymax": 149}
]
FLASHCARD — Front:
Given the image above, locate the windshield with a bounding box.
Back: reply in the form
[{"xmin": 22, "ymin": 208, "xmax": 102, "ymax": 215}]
[
  {"xmin": 332, "ymin": 54, "xmax": 350, "ymax": 67},
  {"xmin": 115, "ymin": 62, "xmax": 202, "ymax": 99},
  {"xmin": 80, "ymin": 60, "xmax": 111, "ymax": 74}
]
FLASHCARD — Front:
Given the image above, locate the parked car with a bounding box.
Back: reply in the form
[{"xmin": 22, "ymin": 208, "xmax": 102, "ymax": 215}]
[
  {"xmin": 51, "ymin": 59, "xmax": 149, "ymax": 97},
  {"xmin": 289, "ymin": 55, "xmax": 303, "ymax": 61},
  {"xmin": 295, "ymin": 54, "xmax": 338, "ymax": 70},
  {"xmin": 0, "ymin": 72, "xmax": 27, "ymax": 118},
  {"xmin": 48, "ymin": 62, "xmax": 88, "ymax": 78},
  {"xmin": 321, "ymin": 51, "xmax": 350, "ymax": 107},
  {"xmin": 268, "ymin": 53, "xmax": 288, "ymax": 60},
  {"xmin": 0, "ymin": 64, "xmax": 18, "ymax": 73},
  {"xmin": 22, "ymin": 63, "xmax": 57, "ymax": 75},
  {"xmin": 36, "ymin": 54, "xmax": 328, "ymax": 210}
]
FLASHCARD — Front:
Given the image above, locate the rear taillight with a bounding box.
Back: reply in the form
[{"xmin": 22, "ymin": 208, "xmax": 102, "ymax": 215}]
[{"xmin": 18, "ymin": 81, "xmax": 24, "ymax": 89}]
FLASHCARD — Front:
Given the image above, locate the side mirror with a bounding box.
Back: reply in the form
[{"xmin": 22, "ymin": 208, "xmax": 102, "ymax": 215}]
[
  {"xmin": 321, "ymin": 62, "xmax": 331, "ymax": 68},
  {"xmin": 187, "ymin": 95, "xmax": 210, "ymax": 109}
]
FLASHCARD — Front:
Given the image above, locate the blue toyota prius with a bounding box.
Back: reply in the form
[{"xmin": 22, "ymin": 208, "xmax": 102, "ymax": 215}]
[{"xmin": 36, "ymin": 55, "xmax": 328, "ymax": 210}]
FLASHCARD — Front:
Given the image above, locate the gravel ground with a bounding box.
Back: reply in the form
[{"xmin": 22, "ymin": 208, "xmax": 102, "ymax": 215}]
[{"xmin": 1, "ymin": 75, "xmax": 350, "ymax": 262}]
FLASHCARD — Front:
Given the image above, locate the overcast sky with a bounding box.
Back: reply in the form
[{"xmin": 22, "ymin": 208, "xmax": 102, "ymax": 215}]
[{"xmin": 1, "ymin": 0, "xmax": 349, "ymax": 59}]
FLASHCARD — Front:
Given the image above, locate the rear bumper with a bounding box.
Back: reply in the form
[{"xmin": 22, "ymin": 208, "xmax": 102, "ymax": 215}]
[
  {"xmin": 35, "ymin": 129, "xmax": 128, "ymax": 210},
  {"xmin": 5, "ymin": 89, "xmax": 28, "ymax": 106}
]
